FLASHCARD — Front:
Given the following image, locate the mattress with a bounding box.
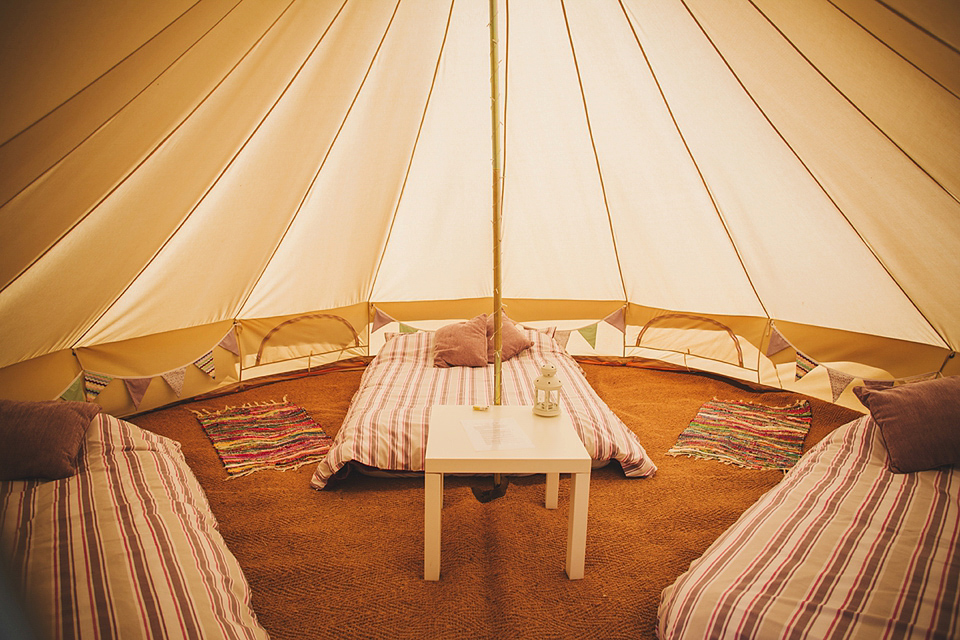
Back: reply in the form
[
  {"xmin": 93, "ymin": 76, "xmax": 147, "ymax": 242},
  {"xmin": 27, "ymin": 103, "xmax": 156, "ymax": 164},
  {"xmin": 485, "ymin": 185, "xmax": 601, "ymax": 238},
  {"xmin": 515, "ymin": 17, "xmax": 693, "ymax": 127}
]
[
  {"xmin": 310, "ymin": 327, "xmax": 657, "ymax": 489},
  {"xmin": 0, "ymin": 413, "xmax": 268, "ymax": 640},
  {"xmin": 657, "ymin": 415, "xmax": 960, "ymax": 640}
]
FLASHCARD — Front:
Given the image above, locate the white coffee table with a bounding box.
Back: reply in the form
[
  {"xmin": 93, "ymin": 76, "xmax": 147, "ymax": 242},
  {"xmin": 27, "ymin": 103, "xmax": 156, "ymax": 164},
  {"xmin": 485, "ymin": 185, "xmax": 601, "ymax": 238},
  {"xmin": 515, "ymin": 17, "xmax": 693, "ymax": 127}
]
[{"xmin": 424, "ymin": 404, "xmax": 592, "ymax": 580}]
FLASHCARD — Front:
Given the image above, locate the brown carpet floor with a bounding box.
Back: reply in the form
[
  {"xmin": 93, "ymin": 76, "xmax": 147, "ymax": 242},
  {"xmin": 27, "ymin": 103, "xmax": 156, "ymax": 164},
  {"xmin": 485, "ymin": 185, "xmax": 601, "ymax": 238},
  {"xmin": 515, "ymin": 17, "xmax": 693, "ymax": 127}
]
[{"xmin": 130, "ymin": 358, "xmax": 861, "ymax": 640}]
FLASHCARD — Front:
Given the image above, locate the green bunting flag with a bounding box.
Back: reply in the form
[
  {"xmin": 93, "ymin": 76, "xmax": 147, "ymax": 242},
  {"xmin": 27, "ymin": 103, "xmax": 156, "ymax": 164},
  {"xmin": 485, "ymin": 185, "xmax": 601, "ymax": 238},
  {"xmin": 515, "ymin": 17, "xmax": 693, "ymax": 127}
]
[
  {"xmin": 58, "ymin": 374, "xmax": 85, "ymax": 402},
  {"xmin": 577, "ymin": 323, "xmax": 598, "ymax": 349}
]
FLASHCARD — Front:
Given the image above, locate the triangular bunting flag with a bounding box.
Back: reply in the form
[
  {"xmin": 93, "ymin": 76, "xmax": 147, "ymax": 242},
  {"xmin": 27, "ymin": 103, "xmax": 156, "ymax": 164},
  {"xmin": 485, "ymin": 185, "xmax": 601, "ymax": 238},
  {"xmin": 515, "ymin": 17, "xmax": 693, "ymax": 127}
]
[
  {"xmin": 58, "ymin": 374, "xmax": 85, "ymax": 402},
  {"xmin": 795, "ymin": 351, "xmax": 817, "ymax": 381},
  {"xmin": 193, "ymin": 350, "xmax": 216, "ymax": 377},
  {"xmin": 162, "ymin": 368, "xmax": 186, "ymax": 397},
  {"xmin": 372, "ymin": 307, "xmax": 395, "ymax": 333},
  {"xmin": 554, "ymin": 330, "xmax": 572, "ymax": 351},
  {"xmin": 577, "ymin": 323, "xmax": 598, "ymax": 350},
  {"xmin": 827, "ymin": 369, "xmax": 855, "ymax": 402},
  {"xmin": 766, "ymin": 326, "xmax": 791, "ymax": 357},
  {"xmin": 218, "ymin": 329, "xmax": 240, "ymax": 355},
  {"xmin": 399, "ymin": 323, "xmax": 418, "ymax": 334},
  {"xmin": 863, "ymin": 379, "xmax": 895, "ymax": 390},
  {"xmin": 123, "ymin": 378, "xmax": 152, "ymax": 409},
  {"xmin": 83, "ymin": 372, "xmax": 113, "ymax": 400},
  {"xmin": 602, "ymin": 308, "xmax": 626, "ymax": 334}
]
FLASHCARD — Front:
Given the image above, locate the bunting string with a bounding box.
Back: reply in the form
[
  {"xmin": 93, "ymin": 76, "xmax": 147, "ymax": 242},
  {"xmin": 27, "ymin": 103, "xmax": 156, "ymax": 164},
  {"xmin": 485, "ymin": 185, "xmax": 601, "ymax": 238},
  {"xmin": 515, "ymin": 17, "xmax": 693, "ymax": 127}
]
[
  {"xmin": 768, "ymin": 323, "xmax": 941, "ymax": 401},
  {"xmin": 369, "ymin": 305, "xmax": 628, "ymax": 354},
  {"xmin": 368, "ymin": 311, "xmax": 942, "ymax": 404},
  {"xmin": 65, "ymin": 326, "xmax": 239, "ymax": 406}
]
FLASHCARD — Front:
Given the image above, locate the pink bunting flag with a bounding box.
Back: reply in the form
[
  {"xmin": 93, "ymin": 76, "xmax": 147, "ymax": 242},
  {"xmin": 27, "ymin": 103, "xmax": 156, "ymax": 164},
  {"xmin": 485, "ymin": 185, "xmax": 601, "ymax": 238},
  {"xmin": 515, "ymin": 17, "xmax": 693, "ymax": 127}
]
[
  {"xmin": 827, "ymin": 369, "xmax": 855, "ymax": 402},
  {"xmin": 795, "ymin": 351, "xmax": 817, "ymax": 381},
  {"xmin": 162, "ymin": 368, "xmax": 186, "ymax": 397},
  {"xmin": 372, "ymin": 307, "xmax": 395, "ymax": 333},
  {"xmin": 123, "ymin": 378, "xmax": 152, "ymax": 409},
  {"xmin": 766, "ymin": 326, "xmax": 792, "ymax": 357},
  {"xmin": 602, "ymin": 307, "xmax": 626, "ymax": 334},
  {"xmin": 218, "ymin": 329, "xmax": 240, "ymax": 355},
  {"xmin": 553, "ymin": 330, "xmax": 572, "ymax": 351},
  {"xmin": 83, "ymin": 372, "xmax": 112, "ymax": 400},
  {"xmin": 194, "ymin": 350, "xmax": 216, "ymax": 377}
]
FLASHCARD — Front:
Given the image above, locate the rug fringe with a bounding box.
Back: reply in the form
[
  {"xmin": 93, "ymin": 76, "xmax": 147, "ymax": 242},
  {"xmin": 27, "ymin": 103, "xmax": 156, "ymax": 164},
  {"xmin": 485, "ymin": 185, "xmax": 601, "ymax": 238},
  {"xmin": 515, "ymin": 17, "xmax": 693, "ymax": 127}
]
[
  {"xmin": 713, "ymin": 397, "xmax": 810, "ymax": 411},
  {"xmin": 191, "ymin": 395, "xmax": 290, "ymax": 417}
]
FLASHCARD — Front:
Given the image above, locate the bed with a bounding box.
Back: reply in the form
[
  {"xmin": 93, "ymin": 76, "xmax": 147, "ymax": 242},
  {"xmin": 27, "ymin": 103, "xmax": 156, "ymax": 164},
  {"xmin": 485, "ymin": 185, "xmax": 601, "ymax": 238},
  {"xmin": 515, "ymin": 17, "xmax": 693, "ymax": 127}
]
[
  {"xmin": 0, "ymin": 405, "xmax": 268, "ymax": 640},
  {"xmin": 310, "ymin": 320, "xmax": 657, "ymax": 489},
  {"xmin": 657, "ymin": 383, "xmax": 960, "ymax": 640}
]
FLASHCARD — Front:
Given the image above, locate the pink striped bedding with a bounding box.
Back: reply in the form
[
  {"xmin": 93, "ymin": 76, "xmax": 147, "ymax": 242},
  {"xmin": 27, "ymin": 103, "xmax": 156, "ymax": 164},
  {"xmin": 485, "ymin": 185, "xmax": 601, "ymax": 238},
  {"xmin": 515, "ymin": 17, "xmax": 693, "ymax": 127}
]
[
  {"xmin": 310, "ymin": 328, "xmax": 657, "ymax": 489},
  {"xmin": 657, "ymin": 415, "xmax": 960, "ymax": 640},
  {"xmin": 0, "ymin": 412, "xmax": 268, "ymax": 640}
]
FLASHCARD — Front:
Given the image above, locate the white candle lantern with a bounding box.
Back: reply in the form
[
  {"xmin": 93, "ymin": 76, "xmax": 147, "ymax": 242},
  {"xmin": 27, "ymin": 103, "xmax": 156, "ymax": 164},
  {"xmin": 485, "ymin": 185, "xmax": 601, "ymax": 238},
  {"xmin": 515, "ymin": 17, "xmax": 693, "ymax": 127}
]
[{"xmin": 533, "ymin": 362, "xmax": 563, "ymax": 417}]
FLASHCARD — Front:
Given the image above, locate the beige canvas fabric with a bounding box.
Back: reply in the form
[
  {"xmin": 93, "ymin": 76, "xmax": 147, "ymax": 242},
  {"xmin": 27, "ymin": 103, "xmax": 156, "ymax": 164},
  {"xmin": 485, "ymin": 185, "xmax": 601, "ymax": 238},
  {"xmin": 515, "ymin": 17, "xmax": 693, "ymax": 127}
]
[{"xmin": 1, "ymin": 0, "xmax": 957, "ymax": 415}]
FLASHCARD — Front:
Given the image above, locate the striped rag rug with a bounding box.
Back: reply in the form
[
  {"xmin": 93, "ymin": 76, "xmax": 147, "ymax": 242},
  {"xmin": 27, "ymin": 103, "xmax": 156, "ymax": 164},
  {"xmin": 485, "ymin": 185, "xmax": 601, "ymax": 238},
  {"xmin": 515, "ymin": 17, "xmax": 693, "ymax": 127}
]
[
  {"xmin": 667, "ymin": 398, "xmax": 812, "ymax": 470},
  {"xmin": 193, "ymin": 397, "xmax": 333, "ymax": 476}
]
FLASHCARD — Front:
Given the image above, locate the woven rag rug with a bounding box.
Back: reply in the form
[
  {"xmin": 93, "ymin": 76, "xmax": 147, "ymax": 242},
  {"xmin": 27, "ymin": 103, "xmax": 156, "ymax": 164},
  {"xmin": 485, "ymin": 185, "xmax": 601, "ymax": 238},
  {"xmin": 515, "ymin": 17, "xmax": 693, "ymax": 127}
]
[
  {"xmin": 667, "ymin": 398, "xmax": 812, "ymax": 470},
  {"xmin": 193, "ymin": 397, "xmax": 333, "ymax": 477}
]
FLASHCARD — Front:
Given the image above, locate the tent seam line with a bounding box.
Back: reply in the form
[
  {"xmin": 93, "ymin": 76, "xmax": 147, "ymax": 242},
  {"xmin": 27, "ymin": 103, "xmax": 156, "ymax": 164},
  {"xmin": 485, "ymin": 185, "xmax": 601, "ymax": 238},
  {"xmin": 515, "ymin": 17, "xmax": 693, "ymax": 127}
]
[
  {"xmin": 71, "ymin": 0, "xmax": 305, "ymax": 348},
  {"xmin": 367, "ymin": 0, "xmax": 458, "ymax": 306}
]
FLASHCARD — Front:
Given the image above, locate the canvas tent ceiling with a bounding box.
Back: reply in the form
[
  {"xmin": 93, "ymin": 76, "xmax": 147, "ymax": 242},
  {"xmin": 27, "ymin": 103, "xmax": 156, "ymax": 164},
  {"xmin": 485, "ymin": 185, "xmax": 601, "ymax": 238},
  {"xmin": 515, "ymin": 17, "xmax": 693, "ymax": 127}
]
[{"xmin": 1, "ymin": 0, "xmax": 958, "ymax": 415}]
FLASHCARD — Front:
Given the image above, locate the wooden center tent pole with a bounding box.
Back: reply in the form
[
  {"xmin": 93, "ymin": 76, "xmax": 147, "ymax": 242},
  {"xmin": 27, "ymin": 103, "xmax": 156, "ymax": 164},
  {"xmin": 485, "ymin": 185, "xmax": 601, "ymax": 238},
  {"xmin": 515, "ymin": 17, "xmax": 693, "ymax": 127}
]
[
  {"xmin": 489, "ymin": 0, "xmax": 503, "ymax": 408},
  {"xmin": 490, "ymin": 0, "xmax": 506, "ymax": 494}
]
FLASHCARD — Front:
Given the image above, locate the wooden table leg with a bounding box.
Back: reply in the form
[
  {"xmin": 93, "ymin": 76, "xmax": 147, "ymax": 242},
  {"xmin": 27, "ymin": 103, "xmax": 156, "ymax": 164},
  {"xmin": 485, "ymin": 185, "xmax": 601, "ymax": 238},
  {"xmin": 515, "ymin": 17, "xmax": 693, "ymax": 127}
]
[
  {"xmin": 545, "ymin": 472, "xmax": 559, "ymax": 509},
  {"xmin": 424, "ymin": 472, "xmax": 442, "ymax": 580},
  {"xmin": 565, "ymin": 470, "xmax": 590, "ymax": 579}
]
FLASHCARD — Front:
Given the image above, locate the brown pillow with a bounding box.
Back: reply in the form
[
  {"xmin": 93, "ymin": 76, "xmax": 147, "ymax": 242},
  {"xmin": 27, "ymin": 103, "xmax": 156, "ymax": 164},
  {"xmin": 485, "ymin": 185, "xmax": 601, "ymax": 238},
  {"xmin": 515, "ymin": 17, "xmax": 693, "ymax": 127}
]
[
  {"xmin": 486, "ymin": 314, "xmax": 534, "ymax": 363},
  {"xmin": 0, "ymin": 399, "xmax": 101, "ymax": 480},
  {"xmin": 434, "ymin": 315, "xmax": 489, "ymax": 367},
  {"xmin": 853, "ymin": 376, "xmax": 960, "ymax": 473}
]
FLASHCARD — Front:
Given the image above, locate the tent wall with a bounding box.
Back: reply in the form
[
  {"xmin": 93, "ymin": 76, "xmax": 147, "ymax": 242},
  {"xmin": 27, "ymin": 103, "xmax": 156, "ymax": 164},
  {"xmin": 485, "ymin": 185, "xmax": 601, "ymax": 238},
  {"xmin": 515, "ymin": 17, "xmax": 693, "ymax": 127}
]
[{"xmin": 1, "ymin": 0, "xmax": 957, "ymax": 416}]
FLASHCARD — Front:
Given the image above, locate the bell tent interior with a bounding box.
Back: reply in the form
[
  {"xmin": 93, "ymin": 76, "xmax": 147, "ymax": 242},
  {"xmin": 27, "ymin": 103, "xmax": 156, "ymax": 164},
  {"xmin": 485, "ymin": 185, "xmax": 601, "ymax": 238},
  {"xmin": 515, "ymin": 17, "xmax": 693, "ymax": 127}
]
[
  {"xmin": 3, "ymin": 2, "xmax": 960, "ymax": 639},
  {"xmin": 1, "ymin": 0, "xmax": 958, "ymax": 416}
]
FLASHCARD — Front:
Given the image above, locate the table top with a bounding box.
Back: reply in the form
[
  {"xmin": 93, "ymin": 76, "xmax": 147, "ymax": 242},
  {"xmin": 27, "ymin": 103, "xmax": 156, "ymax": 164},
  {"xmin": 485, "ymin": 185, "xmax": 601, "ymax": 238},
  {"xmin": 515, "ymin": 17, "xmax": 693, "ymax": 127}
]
[{"xmin": 425, "ymin": 405, "xmax": 591, "ymax": 474}]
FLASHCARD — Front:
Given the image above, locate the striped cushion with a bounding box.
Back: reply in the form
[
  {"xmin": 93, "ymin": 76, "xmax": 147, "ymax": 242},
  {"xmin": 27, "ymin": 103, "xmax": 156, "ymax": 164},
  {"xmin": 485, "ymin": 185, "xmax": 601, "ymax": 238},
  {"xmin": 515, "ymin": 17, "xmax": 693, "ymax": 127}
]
[
  {"xmin": 310, "ymin": 328, "xmax": 657, "ymax": 489},
  {"xmin": 0, "ymin": 413, "xmax": 268, "ymax": 640},
  {"xmin": 658, "ymin": 415, "xmax": 960, "ymax": 640}
]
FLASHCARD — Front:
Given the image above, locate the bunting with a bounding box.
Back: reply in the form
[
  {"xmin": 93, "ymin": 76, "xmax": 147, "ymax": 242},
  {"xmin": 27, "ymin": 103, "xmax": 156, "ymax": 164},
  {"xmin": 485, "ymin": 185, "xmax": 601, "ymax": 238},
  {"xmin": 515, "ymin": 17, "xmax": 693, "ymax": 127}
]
[
  {"xmin": 399, "ymin": 323, "xmax": 419, "ymax": 334},
  {"xmin": 372, "ymin": 307, "xmax": 395, "ymax": 333},
  {"xmin": 766, "ymin": 326, "xmax": 791, "ymax": 357},
  {"xmin": 769, "ymin": 322, "xmax": 940, "ymax": 399},
  {"xmin": 58, "ymin": 374, "xmax": 85, "ymax": 402},
  {"xmin": 554, "ymin": 330, "xmax": 572, "ymax": 351},
  {"xmin": 123, "ymin": 378, "xmax": 152, "ymax": 409},
  {"xmin": 193, "ymin": 350, "xmax": 216, "ymax": 377},
  {"xmin": 577, "ymin": 324, "xmax": 599, "ymax": 349},
  {"xmin": 795, "ymin": 351, "xmax": 817, "ymax": 381},
  {"xmin": 67, "ymin": 326, "xmax": 238, "ymax": 407},
  {"xmin": 602, "ymin": 307, "xmax": 626, "ymax": 334},
  {"xmin": 161, "ymin": 368, "xmax": 186, "ymax": 397},
  {"xmin": 827, "ymin": 369, "xmax": 855, "ymax": 402},
  {"xmin": 219, "ymin": 328, "xmax": 240, "ymax": 355},
  {"xmin": 83, "ymin": 372, "xmax": 113, "ymax": 400}
]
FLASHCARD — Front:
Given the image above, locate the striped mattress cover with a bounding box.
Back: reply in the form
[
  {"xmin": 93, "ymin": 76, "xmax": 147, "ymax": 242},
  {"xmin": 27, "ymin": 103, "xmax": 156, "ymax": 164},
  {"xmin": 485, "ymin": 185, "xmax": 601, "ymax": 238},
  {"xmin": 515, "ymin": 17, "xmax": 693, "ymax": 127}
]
[
  {"xmin": 0, "ymin": 412, "xmax": 268, "ymax": 640},
  {"xmin": 310, "ymin": 328, "xmax": 657, "ymax": 489},
  {"xmin": 657, "ymin": 414, "xmax": 960, "ymax": 640}
]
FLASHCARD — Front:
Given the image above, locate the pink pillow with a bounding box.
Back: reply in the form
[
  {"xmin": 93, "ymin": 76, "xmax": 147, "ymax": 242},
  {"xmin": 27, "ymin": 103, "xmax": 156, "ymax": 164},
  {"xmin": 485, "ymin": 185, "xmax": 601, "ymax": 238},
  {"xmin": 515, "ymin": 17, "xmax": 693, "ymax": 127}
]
[
  {"xmin": 434, "ymin": 315, "xmax": 489, "ymax": 367},
  {"xmin": 486, "ymin": 314, "xmax": 533, "ymax": 363},
  {"xmin": 854, "ymin": 376, "xmax": 960, "ymax": 473}
]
